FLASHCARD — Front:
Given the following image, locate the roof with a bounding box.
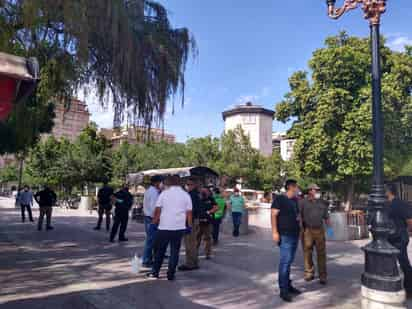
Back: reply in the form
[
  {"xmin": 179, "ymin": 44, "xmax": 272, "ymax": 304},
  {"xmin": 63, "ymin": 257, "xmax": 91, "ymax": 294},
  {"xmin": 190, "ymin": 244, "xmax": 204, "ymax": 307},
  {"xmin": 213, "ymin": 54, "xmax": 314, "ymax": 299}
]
[
  {"xmin": 222, "ymin": 102, "xmax": 274, "ymax": 121},
  {"xmin": 128, "ymin": 166, "xmax": 219, "ymax": 184}
]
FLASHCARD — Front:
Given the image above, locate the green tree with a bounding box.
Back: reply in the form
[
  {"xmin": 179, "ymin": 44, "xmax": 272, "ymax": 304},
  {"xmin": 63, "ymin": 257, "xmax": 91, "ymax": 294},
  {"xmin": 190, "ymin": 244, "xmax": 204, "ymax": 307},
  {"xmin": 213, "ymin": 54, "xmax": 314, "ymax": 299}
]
[
  {"xmin": 217, "ymin": 127, "xmax": 261, "ymax": 189},
  {"xmin": 0, "ymin": 0, "xmax": 195, "ymax": 154},
  {"xmin": 276, "ymin": 32, "xmax": 412, "ymax": 207},
  {"xmin": 184, "ymin": 136, "xmax": 221, "ymax": 168}
]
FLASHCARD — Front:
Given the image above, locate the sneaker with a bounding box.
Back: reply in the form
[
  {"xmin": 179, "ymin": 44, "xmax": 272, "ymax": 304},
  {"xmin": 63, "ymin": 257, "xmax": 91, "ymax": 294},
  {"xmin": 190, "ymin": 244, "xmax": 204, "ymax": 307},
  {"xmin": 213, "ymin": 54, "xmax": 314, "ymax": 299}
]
[
  {"xmin": 167, "ymin": 274, "xmax": 175, "ymax": 281},
  {"xmin": 280, "ymin": 292, "xmax": 292, "ymax": 302},
  {"xmin": 146, "ymin": 272, "xmax": 159, "ymax": 280},
  {"xmin": 109, "ymin": 238, "xmax": 115, "ymax": 243},
  {"xmin": 178, "ymin": 265, "xmax": 199, "ymax": 271},
  {"xmin": 289, "ymin": 286, "xmax": 302, "ymax": 295},
  {"xmin": 46, "ymin": 226, "xmax": 54, "ymax": 230},
  {"xmin": 119, "ymin": 238, "xmax": 128, "ymax": 242}
]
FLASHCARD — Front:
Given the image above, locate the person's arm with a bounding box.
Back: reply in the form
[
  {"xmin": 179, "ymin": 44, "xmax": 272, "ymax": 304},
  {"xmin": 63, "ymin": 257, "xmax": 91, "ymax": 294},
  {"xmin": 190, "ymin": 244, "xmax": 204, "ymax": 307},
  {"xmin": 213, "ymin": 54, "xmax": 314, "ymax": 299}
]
[
  {"xmin": 208, "ymin": 197, "xmax": 218, "ymax": 214},
  {"xmin": 152, "ymin": 207, "xmax": 161, "ymax": 225},
  {"xmin": 271, "ymin": 208, "xmax": 280, "ymax": 243},
  {"xmin": 186, "ymin": 210, "xmax": 193, "ymax": 228}
]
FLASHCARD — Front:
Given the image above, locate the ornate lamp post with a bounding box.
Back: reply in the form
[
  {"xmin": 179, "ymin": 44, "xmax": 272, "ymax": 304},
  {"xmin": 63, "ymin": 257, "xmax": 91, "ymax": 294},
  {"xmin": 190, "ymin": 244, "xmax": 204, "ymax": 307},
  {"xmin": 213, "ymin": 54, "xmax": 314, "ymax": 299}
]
[{"xmin": 325, "ymin": 1, "xmax": 406, "ymax": 308}]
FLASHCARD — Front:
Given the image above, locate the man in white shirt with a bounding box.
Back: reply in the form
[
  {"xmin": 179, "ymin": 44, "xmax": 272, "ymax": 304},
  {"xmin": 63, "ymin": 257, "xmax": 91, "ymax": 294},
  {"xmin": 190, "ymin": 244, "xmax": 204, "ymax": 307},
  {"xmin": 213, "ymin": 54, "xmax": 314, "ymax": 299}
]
[
  {"xmin": 142, "ymin": 176, "xmax": 162, "ymax": 267},
  {"xmin": 147, "ymin": 175, "xmax": 192, "ymax": 281}
]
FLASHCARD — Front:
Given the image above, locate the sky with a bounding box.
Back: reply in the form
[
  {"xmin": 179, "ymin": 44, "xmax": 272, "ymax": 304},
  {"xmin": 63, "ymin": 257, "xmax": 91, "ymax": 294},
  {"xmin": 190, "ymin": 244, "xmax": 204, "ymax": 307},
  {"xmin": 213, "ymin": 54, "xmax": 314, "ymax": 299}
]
[{"xmin": 88, "ymin": 1, "xmax": 412, "ymax": 142}]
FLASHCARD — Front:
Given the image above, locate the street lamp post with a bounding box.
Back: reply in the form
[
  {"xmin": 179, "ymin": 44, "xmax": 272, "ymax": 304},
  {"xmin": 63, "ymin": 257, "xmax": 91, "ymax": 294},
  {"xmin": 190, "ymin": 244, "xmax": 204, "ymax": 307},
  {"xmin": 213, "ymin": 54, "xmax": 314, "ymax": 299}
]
[{"xmin": 325, "ymin": 1, "xmax": 406, "ymax": 308}]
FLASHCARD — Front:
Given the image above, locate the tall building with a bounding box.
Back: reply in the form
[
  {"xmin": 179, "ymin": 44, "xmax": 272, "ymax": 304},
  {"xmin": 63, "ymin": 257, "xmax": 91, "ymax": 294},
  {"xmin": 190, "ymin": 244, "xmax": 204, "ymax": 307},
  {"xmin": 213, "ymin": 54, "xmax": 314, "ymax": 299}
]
[
  {"xmin": 100, "ymin": 126, "xmax": 176, "ymax": 148},
  {"xmin": 44, "ymin": 99, "xmax": 90, "ymax": 141},
  {"xmin": 222, "ymin": 102, "xmax": 275, "ymax": 157}
]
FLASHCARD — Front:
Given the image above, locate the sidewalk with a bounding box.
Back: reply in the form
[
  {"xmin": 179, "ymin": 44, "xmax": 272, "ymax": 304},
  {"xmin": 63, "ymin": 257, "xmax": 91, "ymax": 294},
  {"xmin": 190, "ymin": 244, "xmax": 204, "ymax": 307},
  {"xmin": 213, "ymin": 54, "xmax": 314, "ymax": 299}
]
[{"xmin": 0, "ymin": 197, "xmax": 410, "ymax": 308}]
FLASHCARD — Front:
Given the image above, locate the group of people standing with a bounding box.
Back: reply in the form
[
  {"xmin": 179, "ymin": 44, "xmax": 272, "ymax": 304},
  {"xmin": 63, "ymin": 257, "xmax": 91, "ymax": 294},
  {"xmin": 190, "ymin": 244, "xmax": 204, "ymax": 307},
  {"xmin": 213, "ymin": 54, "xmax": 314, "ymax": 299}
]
[
  {"xmin": 271, "ymin": 179, "xmax": 412, "ymax": 303},
  {"xmin": 16, "ymin": 185, "xmax": 57, "ymax": 231},
  {"xmin": 142, "ymin": 175, "xmax": 245, "ymax": 280}
]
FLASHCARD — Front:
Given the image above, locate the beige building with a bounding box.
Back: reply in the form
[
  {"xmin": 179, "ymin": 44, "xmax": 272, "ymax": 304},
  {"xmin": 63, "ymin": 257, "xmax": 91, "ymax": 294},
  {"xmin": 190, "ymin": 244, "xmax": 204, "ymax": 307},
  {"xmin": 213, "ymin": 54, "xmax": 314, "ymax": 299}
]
[
  {"xmin": 43, "ymin": 99, "xmax": 90, "ymax": 141},
  {"xmin": 272, "ymin": 132, "xmax": 296, "ymax": 161},
  {"xmin": 223, "ymin": 102, "xmax": 274, "ymax": 157},
  {"xmin": 100, "ymin": 126, "xmax": 176, "ymax": 148}
]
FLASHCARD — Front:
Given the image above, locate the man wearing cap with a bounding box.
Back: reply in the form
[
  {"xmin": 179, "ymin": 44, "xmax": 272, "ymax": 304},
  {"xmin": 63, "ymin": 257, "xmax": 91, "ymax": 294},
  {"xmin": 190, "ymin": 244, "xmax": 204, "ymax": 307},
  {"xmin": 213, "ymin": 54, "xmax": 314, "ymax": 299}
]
[
  {"xmin": 300, "ymin": 184, "xmax": 330, "ymax": 284},
  {"xmin": 142, "ymin": 176, "xmax": 162, "ymax": 267}
]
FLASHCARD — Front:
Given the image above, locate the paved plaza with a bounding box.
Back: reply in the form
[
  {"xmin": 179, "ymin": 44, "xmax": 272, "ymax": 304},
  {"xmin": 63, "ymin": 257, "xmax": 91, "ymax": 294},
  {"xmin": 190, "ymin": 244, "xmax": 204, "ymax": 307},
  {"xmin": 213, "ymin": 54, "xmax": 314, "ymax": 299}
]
[{"xmin": 0, "ymin": 197, "xmax": 411, "ymax": 309}]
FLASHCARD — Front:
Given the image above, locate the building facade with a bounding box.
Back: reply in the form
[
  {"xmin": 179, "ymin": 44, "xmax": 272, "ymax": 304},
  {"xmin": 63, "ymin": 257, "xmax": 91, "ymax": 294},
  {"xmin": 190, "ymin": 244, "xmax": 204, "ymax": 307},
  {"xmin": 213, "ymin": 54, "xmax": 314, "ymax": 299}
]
[
  {"xmin": 222, "ymin": 102, "xmax": 274, "ymax": 157},
  {"xmin": 44, "ymin": 99, "xmax": 90, "ymax": 141},
  {"xmin": 272, "ymin": 132, "xmax": 296, "ymax": 161},
  {"xmin": 100, "ymin": 126, "xmax": 176, "ymax": 148}
]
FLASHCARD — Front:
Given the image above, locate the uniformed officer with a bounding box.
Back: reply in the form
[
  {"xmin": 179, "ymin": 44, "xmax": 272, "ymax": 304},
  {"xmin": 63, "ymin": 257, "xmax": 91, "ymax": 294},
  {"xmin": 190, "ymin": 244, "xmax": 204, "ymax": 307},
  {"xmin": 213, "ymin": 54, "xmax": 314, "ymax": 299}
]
[{"xmin": 110, "ymin": 184, "xmax": 134, "ymax": 242}]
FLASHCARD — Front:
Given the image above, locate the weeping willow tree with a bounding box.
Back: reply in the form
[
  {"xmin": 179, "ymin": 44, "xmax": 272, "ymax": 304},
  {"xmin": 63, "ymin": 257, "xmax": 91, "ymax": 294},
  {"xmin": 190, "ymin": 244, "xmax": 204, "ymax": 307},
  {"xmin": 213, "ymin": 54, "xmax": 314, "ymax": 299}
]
[{"xmin": 0, "ymin": 0, "xmax": 196, "ymax": 155}]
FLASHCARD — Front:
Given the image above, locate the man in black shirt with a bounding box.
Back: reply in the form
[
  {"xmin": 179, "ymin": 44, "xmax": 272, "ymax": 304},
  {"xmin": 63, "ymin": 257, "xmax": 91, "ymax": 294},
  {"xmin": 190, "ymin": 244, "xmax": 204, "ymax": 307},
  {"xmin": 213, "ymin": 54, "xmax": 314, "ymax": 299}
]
[
  {"xmin": 386, "ymin": 183, "xmax": 412, "ymax": 294},
  {"xmin": 196, "ymin": 188, "xmax": 218, "ymax": 260},
  {"xmin": 179, "ymin": 178, "xmax": 201, "ymax": 271},
  {"xmin": 271, "ymin": 179, "xmax": 301, "ymax": 302},
  {"xmin": 94, "ymin": 180, "xmax": 114, "ymax": 231},
  {"xmin": 34, "ymin": 186, "xmax": 57, "ymax": 231},
  {"xmin": 110, "ymin": 184, "xmax": 134, "ymax": 242}
]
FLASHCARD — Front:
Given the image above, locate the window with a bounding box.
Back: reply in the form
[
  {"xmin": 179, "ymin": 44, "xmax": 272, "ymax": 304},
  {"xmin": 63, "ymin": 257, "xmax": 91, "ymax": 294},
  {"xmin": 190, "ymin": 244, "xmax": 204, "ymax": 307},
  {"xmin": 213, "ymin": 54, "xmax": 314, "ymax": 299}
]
[{"xmin": 243, "ymin": 114, "xmax": 256, "ymax": 124}]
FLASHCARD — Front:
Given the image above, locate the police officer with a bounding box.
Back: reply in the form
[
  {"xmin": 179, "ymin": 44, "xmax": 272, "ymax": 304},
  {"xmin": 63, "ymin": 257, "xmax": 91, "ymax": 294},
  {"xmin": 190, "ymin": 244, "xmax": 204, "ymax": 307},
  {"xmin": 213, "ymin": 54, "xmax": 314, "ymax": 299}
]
[
  {"xmin": 34, "ymin": 185, "xmax": 57, "ymax": 231},
  {"xmin": 110, "ymin": 184, "xmax": 134, "ymax": 242},
  {"xmin": 94, "ymin": 180, "xmax": 114, "ymax": 231}
]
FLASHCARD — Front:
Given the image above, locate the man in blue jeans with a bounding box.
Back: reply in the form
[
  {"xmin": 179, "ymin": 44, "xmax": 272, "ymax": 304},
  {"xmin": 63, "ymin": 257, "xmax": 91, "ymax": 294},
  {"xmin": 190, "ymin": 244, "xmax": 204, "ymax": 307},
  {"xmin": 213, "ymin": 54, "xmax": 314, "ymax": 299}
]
[
  {"xmin": 142, "ymin": 176, "xmax": 162, "ymax": 267},
  {"xmin": 271, "ymin": 179, "xmax": 301, "ymax": 302}
]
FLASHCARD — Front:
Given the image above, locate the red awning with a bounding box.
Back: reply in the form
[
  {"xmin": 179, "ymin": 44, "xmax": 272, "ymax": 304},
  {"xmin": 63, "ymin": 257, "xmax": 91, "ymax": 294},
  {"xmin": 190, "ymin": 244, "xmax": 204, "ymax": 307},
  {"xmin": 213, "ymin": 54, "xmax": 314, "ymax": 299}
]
[{"xmin": 0, "ymin": 52, "xmax": 39, "ymax": 120}]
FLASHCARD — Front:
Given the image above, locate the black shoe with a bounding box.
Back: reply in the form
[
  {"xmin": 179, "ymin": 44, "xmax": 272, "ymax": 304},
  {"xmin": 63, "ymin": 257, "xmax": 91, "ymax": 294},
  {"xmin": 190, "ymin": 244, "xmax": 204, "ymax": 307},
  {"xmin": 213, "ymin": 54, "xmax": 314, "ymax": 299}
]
[
  {"xmin": 142, "ymin": 263, "xmax": 153, "ymax": 268},
  {"xmin": 178, "ymin": 265, "xmax": 199, "ymax": 271},
  {"xmin": 205, "ymin": 255, "xmax": 211, "ymax": 260},
  {"xmin": 319, "ymin": 279, "xmax": 327, "ymax": 285},
  {"xmin": 94, "ymin": 226, "xmax": 100, "ymax": 230},
  {"xmin": 37, "ymin": 227, "xmax": 42, "ymax": 231},
  {"xmin": 119, "ymin": 238, "xmax": 128, "ymax": 242},
  {"xmin": 167, "ymin": 274, "xmax": 175, "ymax": 281},
  {"xmin": 46, "ymin": 226, "xmax": 54, "ymax": 230},
  {"xmin": 109, "ymin": 238, "xmax": 115, "ymax": 243},
  {"xmin": 30, "ymin": 220, "xmax": 34, "ymax": 222},
  {"xmin": 289, "ymin": 286, "xmax": 302, "ymax": 295},
  {"xmin": 146, "ymin": 272, "xmax": 159, "ymax": 280},
  {"xmin": 280, "ymin": 292, "xmax": 292, "ymax": 302}
]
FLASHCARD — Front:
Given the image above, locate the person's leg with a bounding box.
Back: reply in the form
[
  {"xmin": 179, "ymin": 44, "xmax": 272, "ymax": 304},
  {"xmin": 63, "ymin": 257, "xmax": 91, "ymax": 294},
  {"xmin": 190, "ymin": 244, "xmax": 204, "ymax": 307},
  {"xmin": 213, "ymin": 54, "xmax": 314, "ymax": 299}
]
[
  {"xmin": 397, "ymin": 237, "xmax": 412, "ymax": 292},
  {"xmin": 182, "ymin": 220, "xmax": 199, "ymax": 269},
  {"xmin": 314, "ymin": 229, "xmax": 327, "ymax": 282},
  {"xmin": 278, "ymin": 235, "xmax": 295, "ymax": 296},
  {"xmin": 303, "ymin": 229, "xmax": 315, "ymax": 281},
  {"xmin": 143, "ymin": 217, "xmax": 157, "ymax": 265},
  {"xmin": 119, "ymin": 211, "xmax": 129, "ymax": 240},
  {"xmin": 204, "ymin": 223, "xmax": 213, "ymax": 258},
  {"xmin": 152, "ymin": 230, "xmax": 169, "ymax": 276},
  {"xmin": 21, "ymin": 204, "xmax": 25, "ymax": 222},
  {"xmin": 167, "ymin": 231, "xmax": 184, "ymax": 279},
  {"xmin": 38, "ymin": 207, "xmax": 45, "ymax": 230},
  {"xmin": 196, "ymin": 223, "xmax": 205, "ymax": 250},
  {"xmin": 212, "ymin": 219, "xmax": 221, "ymax": 243},
  {"xmin": 105, "ymin": 208, "xmax": 111, "ymax": 231},
  {"xmin": 232, "ymin": 212, "xmax": 242, "ymax": 237},
  {"xmin": 27, "ymin": 205, "xmax": 34, "ymax": 222},
  {"xmin": 95, "ymin": 207, "xmax": 103, "ymax": 229},
  {"xmin": 110, "ymin": 212, "xmax": 121, "ymax": 241},
  {"xmin": 46, "ymin": 207, "xmax": 53, "ymax": 229}
]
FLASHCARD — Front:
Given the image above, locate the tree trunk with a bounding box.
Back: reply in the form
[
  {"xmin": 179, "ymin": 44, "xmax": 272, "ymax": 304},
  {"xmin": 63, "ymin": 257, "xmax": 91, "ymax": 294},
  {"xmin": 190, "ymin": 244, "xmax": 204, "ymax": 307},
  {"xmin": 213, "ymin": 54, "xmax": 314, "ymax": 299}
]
[
  {"xmin": 17, "ymin": 155, "xmax": 24, "ymax": 191},
  {"xmin": 343, "ymin": 180, "xmax": 355, "ymax": 212}
]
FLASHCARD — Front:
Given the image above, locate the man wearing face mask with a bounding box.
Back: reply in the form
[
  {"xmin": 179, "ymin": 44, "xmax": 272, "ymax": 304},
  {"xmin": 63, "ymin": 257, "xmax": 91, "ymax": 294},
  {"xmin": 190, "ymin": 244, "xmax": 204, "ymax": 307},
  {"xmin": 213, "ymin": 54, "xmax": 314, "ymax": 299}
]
[{"xmin": 300, "ymin": 184, "xmax": 330, "ymax": 285}]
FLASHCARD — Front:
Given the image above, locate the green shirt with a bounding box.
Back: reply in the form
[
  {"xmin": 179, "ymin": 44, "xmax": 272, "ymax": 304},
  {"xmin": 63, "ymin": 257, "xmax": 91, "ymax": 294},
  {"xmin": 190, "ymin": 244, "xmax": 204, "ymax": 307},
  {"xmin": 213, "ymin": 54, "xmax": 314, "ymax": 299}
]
[
  {"xmin": 213, "ymin": 194, "xmax": 226, "ymax": 219},
  {"xmin": 230, "ymin": 195, "xmax": 245, "ymax": 214}
]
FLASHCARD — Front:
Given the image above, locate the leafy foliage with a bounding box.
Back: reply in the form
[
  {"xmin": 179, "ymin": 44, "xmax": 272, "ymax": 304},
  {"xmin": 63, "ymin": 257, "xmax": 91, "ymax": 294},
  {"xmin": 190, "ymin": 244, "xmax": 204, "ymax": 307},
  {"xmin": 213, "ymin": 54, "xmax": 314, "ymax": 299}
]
[
  {"xmin": 0, "ymin": 0, "xmax": 195, "ymax": 154},
  {"xmin": 276, "ymin": 32, "xmax": 412, "ymax": 202}
]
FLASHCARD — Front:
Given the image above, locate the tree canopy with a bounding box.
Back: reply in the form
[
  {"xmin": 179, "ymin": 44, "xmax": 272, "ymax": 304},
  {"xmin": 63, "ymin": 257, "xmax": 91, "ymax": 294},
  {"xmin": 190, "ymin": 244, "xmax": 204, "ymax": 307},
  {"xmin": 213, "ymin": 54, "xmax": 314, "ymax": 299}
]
[
  {"xmin": 0, "ymin": 0, "xmax": 195, "ymax": 154},
  {"xmin": 276, "ymin": 32, "xmax": 412, "ymax": 204}
]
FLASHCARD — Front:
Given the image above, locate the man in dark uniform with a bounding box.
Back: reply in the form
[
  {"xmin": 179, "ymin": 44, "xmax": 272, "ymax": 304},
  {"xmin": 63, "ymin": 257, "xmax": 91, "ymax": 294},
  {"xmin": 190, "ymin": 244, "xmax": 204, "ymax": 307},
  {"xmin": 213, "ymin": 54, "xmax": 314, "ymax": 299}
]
[
  {"xmin": 110, "ymin": 184, "xmax": 134, "ymax": 242},
  {"xmin": 196, "ymin": 188, "xmax": 218, "ymax": 259},
  {"xmin": 34, "ymin": 185, "xmax": 57, "ymax": 231},
  {"xmin": 386, "ymin": 183, "xmax": 412, "ymax": 294},
  {"xmin": 94, "ymin": 180, "xmax": 114, "ymax": 231}
]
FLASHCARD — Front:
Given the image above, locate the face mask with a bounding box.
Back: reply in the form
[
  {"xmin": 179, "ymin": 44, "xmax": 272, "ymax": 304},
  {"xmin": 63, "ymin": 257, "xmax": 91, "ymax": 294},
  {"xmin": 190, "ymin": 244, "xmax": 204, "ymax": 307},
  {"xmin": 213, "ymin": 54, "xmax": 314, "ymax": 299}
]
[
  {"xmin": 314, "ymin": 193, "xmax": 321, "ymax": 199},
  {"xmin": 184, "ymin": 185, "xmax": 189, "ymax": 191}
]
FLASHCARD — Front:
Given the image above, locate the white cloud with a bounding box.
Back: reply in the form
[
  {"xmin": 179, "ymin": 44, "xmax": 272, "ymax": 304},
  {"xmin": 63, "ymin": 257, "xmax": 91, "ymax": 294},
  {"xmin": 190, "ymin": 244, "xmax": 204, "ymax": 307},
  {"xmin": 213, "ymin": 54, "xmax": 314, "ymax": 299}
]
[{"xmin": 387, "ymin": 35, "xmax": 412, "ymax": 52}]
